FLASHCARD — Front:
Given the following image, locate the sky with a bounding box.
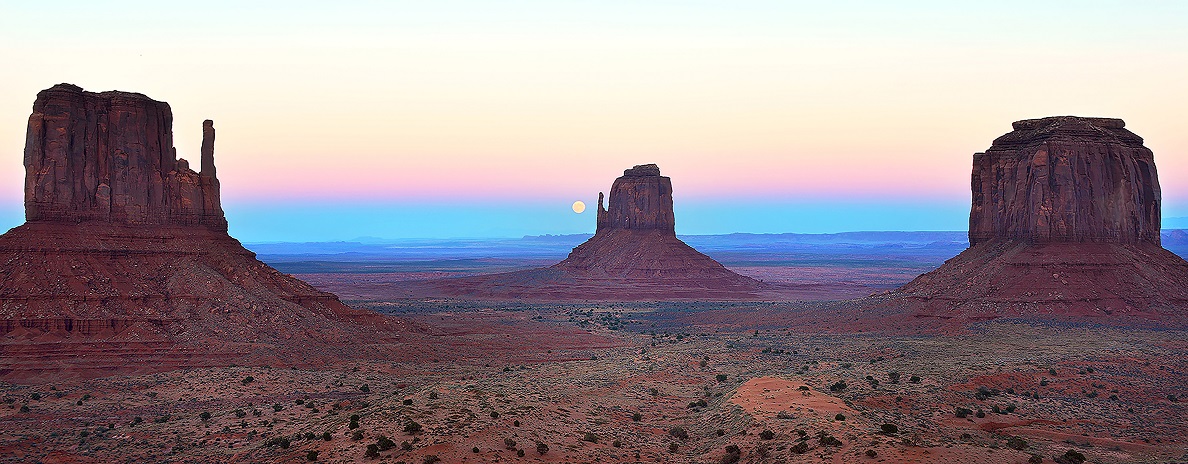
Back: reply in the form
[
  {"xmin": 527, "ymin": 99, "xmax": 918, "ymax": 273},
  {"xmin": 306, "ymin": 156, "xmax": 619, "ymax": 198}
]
[{"xmin": 1, "ymin": 1, "xmax": 1186, "ymax": 241}]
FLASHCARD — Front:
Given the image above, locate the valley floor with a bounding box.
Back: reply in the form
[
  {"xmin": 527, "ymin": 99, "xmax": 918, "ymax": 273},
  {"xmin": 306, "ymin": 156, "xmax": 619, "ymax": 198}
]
[{"xmin": 2, "ymin": 302, "xmax": 1186, "ymax": 463}]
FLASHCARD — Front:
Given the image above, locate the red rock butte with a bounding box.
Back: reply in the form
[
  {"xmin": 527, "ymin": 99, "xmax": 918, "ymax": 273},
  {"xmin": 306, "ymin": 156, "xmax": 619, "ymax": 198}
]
[
  {"xmin": 420, "ymin": 164, "xmax": 773, "ymax": 301},
  {"xmin": 0, "ymin": 84, "xmax": 412, "ymax": 382},
  {"xmin": 887, "ymin": 116, "xmax": 1188, "ymax": 330}
]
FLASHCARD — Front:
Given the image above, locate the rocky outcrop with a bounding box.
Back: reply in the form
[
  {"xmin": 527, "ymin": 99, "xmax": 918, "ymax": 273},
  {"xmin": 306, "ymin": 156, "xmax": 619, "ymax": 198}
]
[
  {"xmin": 887, "ymin": 116, "xmax": 1188, "ymax": 331},
  {"xmin": 596, "ymin": 164, "xmax": 675, "ymax": 233},
  {"xmin": 419, "ymin": 164, "xmax": 773, "ymax": 301},
  {"xmin": 23, "ymin": 83, "xmax": 227, "ymax": 230},
  {"xmin": 969, "ymin": 116, "xmax": 1160, "ymax": 246},
  {"xmin": 1, "ymin": 84, "xmax": 409, "ymax": 381}
]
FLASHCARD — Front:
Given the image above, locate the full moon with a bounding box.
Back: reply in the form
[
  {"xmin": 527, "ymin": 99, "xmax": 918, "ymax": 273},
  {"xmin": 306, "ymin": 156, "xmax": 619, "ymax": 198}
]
[{"xmin": 572, "ymin": 201, "xmax": 586, "ymax": 213}]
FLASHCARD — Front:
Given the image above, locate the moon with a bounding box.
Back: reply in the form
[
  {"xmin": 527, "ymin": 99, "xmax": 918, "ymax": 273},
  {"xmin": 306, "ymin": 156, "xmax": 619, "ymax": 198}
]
[{"xmin": 572, "ymin": 201, "xmax": 586, "ymax": 214}]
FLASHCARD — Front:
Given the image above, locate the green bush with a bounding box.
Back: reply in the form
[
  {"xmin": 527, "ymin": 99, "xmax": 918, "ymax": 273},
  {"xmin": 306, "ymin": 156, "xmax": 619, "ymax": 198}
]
[{"xmin": 880, "ymin": 423, "xmax": 899, "ymax": 434}]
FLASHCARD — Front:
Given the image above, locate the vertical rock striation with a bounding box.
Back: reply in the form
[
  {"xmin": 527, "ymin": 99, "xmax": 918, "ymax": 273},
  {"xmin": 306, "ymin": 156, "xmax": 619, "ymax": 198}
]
[
  {"xmin": 969, "ymin": 116, "xmax": 1160, "ymax": 246},
  {"xmin": 888, "ymin": 116, "xmax": 1188, "ymax": 331},
  {"xmin": 23, "ymin": 83, "xmax": 226, "ymax": 230},
  {"xmin": 1, "ymin": 84, "xmax": 409, "ymax": 381},
  {"xmin": 595, "ymin": 163, "xmax": 676, "ymax": 234}
]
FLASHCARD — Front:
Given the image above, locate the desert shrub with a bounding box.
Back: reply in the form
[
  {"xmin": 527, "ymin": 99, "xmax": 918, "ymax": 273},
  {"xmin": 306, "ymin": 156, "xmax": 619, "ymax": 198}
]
[
  {"xmin": 759, "ymin": 430, "xmax": 774, "ymax": 440},
  {"xmin": 1005, "ymin": 403, "xmax": 1017, "ymax": 413},
  {"xmin": 976, "ymin": 409, "xmax": 986, "ymax": 418},
  {"xmin": 504, "ymin": 437, "xmax": 517, "ymax": 449},
  {"xmin": 880, "ymin": 423, "xmax": 899, "ymax": 434},
  {"xmin": 819, "ymin": 433, "xmax": 843, "ymax": 447},
  {"xmin": 716, "ymin": 429, "xmax": 726, "ymax": 436},
  {"xmin": 154, "ymin": 415, "xmax": 171, "ymax": 423},
  {"xmin": 429, "ymin": 391, "xmax": 439, "ymax": 399},
  {"xmin": 273, "ymin": 404, "xmax": 283, "ymax": 412},
  {"xmin": 513, "ymin": 420, "xmax": 520, "ymax": 427},
  {"xmin": 377, "ymin": 435, "xmax": 396, "ymax": 451},
  {"xmin": 1029, "ymin": 454, "xmax": 1043, "ymax": 463},
  {"xmin": 351, "ymin": 430, "xmax": 364, "ymax": 441},
  {"xmin": 835, "ymin": 413, "xmax": 845, "ymax": 421},
  {"xmin": 582, "ymin": 432, "xmax": 598, "ymax": 443},
  {"xmin": 829, "ymin": 380, "xmax": 847, "ymax": 392},
  {"xmin": 888, "ymin": 372, "xmax": 901, "ymax": 383},
  {"xmin": 632, "ymin": 412, "xmax": 642, "ymax": 422},
  {"xmin": 402, "ymin": 399, "xmax": 413, "ymax": 406},
  {"xmin": 790, "ymin": 441, "xmax": 809, "ymax": 454},
  {"xmin": 404, "ymin": 420, "xmax": 422, "ymax": 434},
  {"xmin": 400, "ymin": 441, "xmax": 412, "ymax": 450},
  {"xmin": 612, "ymin": 439, "xmax": 622, "ymax": 448},
  {"xmin": 199, "ymin": 411, "xmax": 211, "ymax": 421},
  {"xmin": 234, "ymin": 409, "xmax": 247, "ymax": 419},
  {"xmin": 295, "ymin": 399, "xmax": 304, "ymax": 405},
  {"xmin": 266, "ymin": 436, "xmax": 291, "ymax": 448},
  {"xmin": 955, "ymin": 407, "xmax": 973, "ymax": 418},
  {"xmin": 1168, "ymin": 394, "xmax": 1179, "ymax": 402},
  {"xmin": 669, "ymin": 442, "xmax": 679, "ymax": 452},
  {"xmin": 472, "ymin": 446, "xmax": 480, "ymax": 453},
  {"xmin": 716, "ymin": 374, "xmax": 728, "ymax": 382},
  {"xmin": 910, "ymin": 375, "xmax": 921, "ymax": 383},
  {"xmin": 866, "ymin": 449, "xmax": 878, "ymax": 457},
  {"xmin": 722, "ymin": 445, "xmax": 742, "ymax": 464},
  {"xmin": 669, "ymin": 427, "xmax": 689, "ymax": 440},
  {"xmin": 1057, "ymin": 449, "xmax": 1087, "ymax": 464},
  {"xmin": 241, "ymin": 376, "xmax": 254, "ymax": 385},
  {"xmin": 1006, "ymin": 436, "xmax": 1028, "ymax": 450},
  {"xmin": 364, "ymin": 444, "xmax": 379, "ymax": 458},
  {"xmin": 30, "ymin": 393, "xmax": 40, "ymax": 400},
  {"xmin": 423, "ymin": 456, "xmax": 440, "ymax": 464},
  {"xmin": 536, "ymin": 442, "xmax": 549, "ymax": 454},
  {"xmin": 490, "ymin": 411, "xmax": 499, "ymax": 419},
  {"xmin": 359, "ymin": 384, "xmax": 369, "ymax": 393},
  {"xmin": 517, "ymin": 448, "xmax": 525, "ymax": 457},
  {"xmin": 322, "ymin": 431, "xmax": 332, "ymax": 441},
  {"xmin": 306, "ymin": 450, "xmax": 319, "ymax": 461}
]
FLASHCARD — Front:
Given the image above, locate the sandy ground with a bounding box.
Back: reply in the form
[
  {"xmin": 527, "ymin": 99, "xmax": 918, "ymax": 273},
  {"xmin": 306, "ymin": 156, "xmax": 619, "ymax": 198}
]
[{"xmin": 1, "ymin": 305, "xmax": 1186, "ymax": 463}]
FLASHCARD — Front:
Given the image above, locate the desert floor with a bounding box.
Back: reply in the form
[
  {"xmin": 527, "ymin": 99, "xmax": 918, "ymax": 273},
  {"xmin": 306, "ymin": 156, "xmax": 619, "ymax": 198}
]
[{"xmin": 2, "ymin": 301, "xmax": 1186, "ymax": 464}]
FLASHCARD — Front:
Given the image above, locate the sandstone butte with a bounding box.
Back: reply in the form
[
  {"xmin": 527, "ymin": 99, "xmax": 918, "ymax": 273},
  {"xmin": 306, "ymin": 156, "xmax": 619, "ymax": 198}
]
[
  {"xmin": 423, "ymin": 164, "xmax": 773, "ymax": 301},
  {"xmin": 0, "ymin": 84, "xmax": 416, "ymax": 382},
  {"xmin": 880, "ymin": 116, "xmax": 1188, "ymax": 330}
]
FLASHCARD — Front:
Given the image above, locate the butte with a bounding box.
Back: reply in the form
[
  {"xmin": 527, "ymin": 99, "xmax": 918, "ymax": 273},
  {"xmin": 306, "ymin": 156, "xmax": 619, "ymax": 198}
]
[
  {"xmin": 0, "ymin": 84, "xmax": 412, "ymax": 381},
  {"xmin": 424, "ymin": 164, "xmax": 771, "ymax": 301},
  {"xmin": 879, "ymin": 116, "xmax": 1188, "ymax": 330}
]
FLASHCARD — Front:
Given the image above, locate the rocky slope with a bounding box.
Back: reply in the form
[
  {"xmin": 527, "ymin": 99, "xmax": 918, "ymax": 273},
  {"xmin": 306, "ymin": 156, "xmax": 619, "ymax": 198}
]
[
  {"xmin": 412, "ymin": 165, "xmax": 776, "ymax": 301},
  {"xmin": 0, "ymin": 84, "xmax": 412, "ymax": 382},
  {"xmin": 888, "ymin": 116, "xmax": 1188, "ymax": 329}
]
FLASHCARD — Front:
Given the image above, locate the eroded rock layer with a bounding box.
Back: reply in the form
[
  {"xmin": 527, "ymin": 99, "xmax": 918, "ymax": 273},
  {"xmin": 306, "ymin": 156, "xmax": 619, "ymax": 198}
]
[
  {"xmin": 418, "ymin": 164, "xmax": 772, "ymax": 301},
  {"xmin": 969, "ymin": 116, "xmax": 1160, "ymax": 246},
  {"xmin": 24, "ymin": 84, "xmax": 226, "ymax": 229},
  {"xmin": 1, "ymin": 84, "xmax": 408, "ymax": 381},
  {"xmin": 884, "ymin": 117, "xmax": 1188, "ymax": 330}
]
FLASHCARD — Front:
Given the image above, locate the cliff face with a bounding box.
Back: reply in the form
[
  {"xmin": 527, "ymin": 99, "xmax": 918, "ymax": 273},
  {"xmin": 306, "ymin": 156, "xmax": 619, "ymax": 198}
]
[
  {"xmin": 1, "ymin": 84, "xmax": 406, "ymax": 381},
  {"xmin": 596, "ymin": 164, "xmax": 676, "ymax": 234},
  {"xmin": 23, "ymin": 83, "xmax": 225, "ymax": 230},
  {"xmin": 888, "ymin": 116, "xmax": 1188, "ymax": 331},
  {"xmin": 969, "ymin": 116, "xmax": 1160, "ymax": 246}
]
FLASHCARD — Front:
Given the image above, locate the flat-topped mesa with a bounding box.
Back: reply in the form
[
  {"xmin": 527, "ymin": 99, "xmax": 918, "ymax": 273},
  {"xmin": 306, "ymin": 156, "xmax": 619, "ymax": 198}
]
[
  {"xmin": 969, "ymin": 116, "xmax": 1160, "ymax": 246},
  {"xmin": 23, "ymin": 83, "xmax": 227, "ymax": 230},
  {"xmin": 595, "ymin": 163, "xmax": 676, "ymax": 234}
]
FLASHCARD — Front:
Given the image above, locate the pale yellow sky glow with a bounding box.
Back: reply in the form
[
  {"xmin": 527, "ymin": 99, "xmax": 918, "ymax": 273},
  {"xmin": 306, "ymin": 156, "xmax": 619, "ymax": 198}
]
[{"xmin": 2, "ymin": 1, "xmax": 1187, "ymax": 239}]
